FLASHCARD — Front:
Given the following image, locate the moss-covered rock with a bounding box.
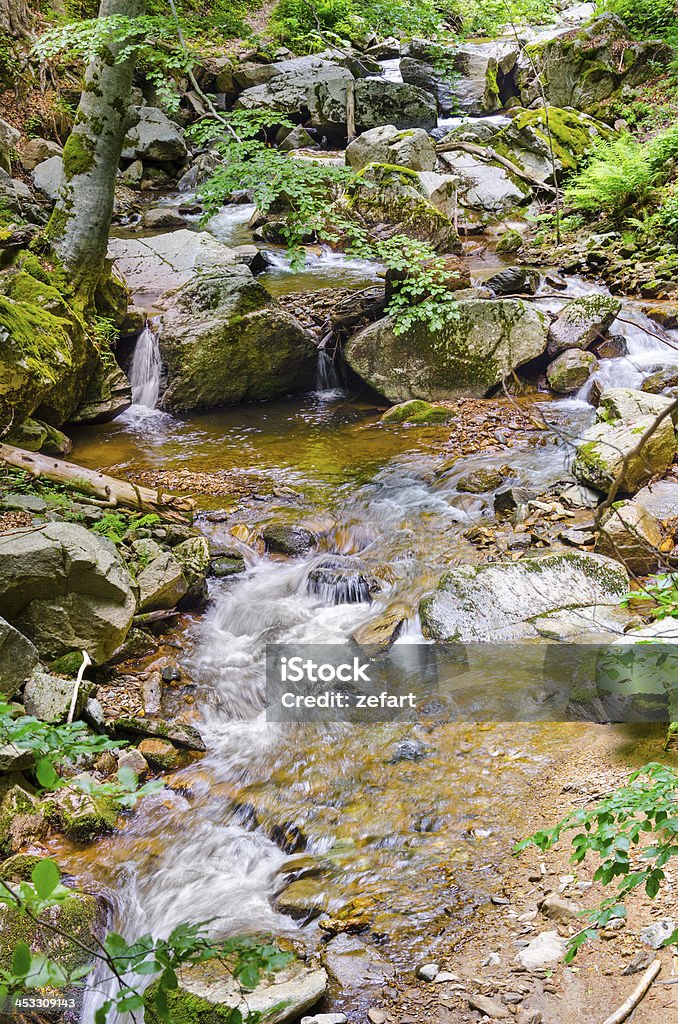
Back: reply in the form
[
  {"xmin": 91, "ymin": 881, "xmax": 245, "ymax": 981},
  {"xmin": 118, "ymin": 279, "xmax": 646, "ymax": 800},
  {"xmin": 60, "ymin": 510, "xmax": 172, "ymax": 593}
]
[
  {"xmin": 158, "ymin": 268, "xmax": 317, "ymax": 412},
  {"xmin": 546, "ymin": 349, "xmax": 598, "ymax": 393},
  {"xmin": 344, "ymin": 298, "xmax": 548, "ymax": 402},
  {"xmin": 50, "ymin": 774, "xmax": 119, "ymax": 842},
  {"xmin": 547, "ymin": 294, "xmax": 621, "ymax": 355},
  {"xmin": 381, "ymin": 400, "xmax": 456, "ymax": 424},
  {"xmin": 345, "ymin": 125, "xmax": 436, "ymax": 172},
  {"xmin": 496, "ymin": 229, "xmax": 523, "ymax": 254}
]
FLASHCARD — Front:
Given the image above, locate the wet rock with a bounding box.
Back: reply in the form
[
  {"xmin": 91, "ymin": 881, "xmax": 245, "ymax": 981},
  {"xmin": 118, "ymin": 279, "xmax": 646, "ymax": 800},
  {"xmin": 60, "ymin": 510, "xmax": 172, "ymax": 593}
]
[
  {"xmin": 595, "ymin": 333, "xmax": 627, "ymax": 359},
  {"xmin": 307, "ymin": 556, "xmax": 385, "ymax": 604},
  {"xmin": 640, "ymin": 918, "xmax": 676, "ymax": 949},
  {"xmin": 546, "ymin": 349, "xmax": 598, "ymax": 393},
  {"xmin": 486, "ymin": 267, "xmax": 540, "ymax": 296},
  {"xmin": 354, "ymin": 79, "xmax": 438, "ymax": 131},
  {"xmin": 457, "ymin": 467, "xmax": 505, "ymax": 493},
  {"xmin": 641, "ymin": 366, "xmax": 678, "ymax": 395},
  {"xmin": 301, "ymin": 1014, "xmax": 347, "ymax": 1024},
  {"xmin": 108, "ymin": 229, "xmax": 238, "ymax": 297},
  {"xmin": 345, "ymin": 299, "xmax": 548, "ymax": 402},
  {"xmin": 137, "ymin": 552, "xmax": 188, "ymax": 613},
  {"xmin": 210, "ymin": 555, "xmax": 246, "ymax": 577},
  {"xmin": 417, "ymin": 962, "xmax": 440, "ymax": 981},
  {"xmin": 517, "ymin": 930, "xmax": 568, "ymax": 970},
  {"xmin": 0, "ymin": 523, "xmax": 136, "ymax": 664},
  {"xmin": 71, "ymin": 359, "xmax": 132, "ymax": 425},
  {"xmin": 146, "ymin": 959, "xmax": 328, "ymax": 1024},
  {"xmin": 52, "ymin": 774, "xmax": 119, "ymax": 841},
  {"xmin": 117, "ymin": 747, "xmax": 149, "ymax": 780},
  {"xmin": 497, "ymin": 229, "xmax": 524, "ymax": 254},
  {"xmin": 23, "ymin": 669, "xmax": 94, "ymax": 724},
  {"xmin": 275, "ymin": 877, "xmax": 328, "ymax": 920},
  {"xmin": 263, "ymin": 524, "xmax": 317, "ymax": 556},
  {"xmin": 420, "ymin": 552, "xmax": 630, "ymax": 641},
  {"xmin": 0, "ymin": 617, "xmax": 39, "ymax": 697},
  {"xmin": 31, "ymin": 155, "xmax": 64, "ymax": 200},
  {"xmin": 351, "ymin": 609, "xmax": 405, "ymax": 656},
  {"xmin": 141, "ymin": 206, "xmax": 186, "ymax": 230},
  {"xmin": 138, "ymin": 737, "xmax": 189, "ymax": 772},
  {"xmin": 0, "ymin": 781, "xmax": 47, "ymax": 855},
  {"xmin": 416, "ymin": 171, "xmax": 464, "ymax": 221},
  {"xmin": 158, "ymin": 269, "xmax": 317, "ymax": 411},
  {"xmin": 390, "ymin": 739, "xmax": 427, "ymax": 763},
  {"xmin": 345, "ymin": 124, "xmax": 436, "ymax": 172},
  {"xmin": 469, "ymin": 993, "xmax": 510, "ymax": 1019},
  {"xmin": 547, "ymin": 294, "xmax": 621, "ymax": 355},
  {"xmin": 573, "ymin": 389, "xmax": 676, "ymax": 495},
  {"xmin": 595, "ymin": 502, "xmax": 663, "ymax": 575},
  {"xmin": 494, "ymin": 485, "xmax": 533, "ymax": 514},
  {"xmin": 122, "ymin": 106, "xmax": 188, "ymax": 164},
  {"xmin": 111, "ymin": 715, "xmax": 206, "ymax": 751}
]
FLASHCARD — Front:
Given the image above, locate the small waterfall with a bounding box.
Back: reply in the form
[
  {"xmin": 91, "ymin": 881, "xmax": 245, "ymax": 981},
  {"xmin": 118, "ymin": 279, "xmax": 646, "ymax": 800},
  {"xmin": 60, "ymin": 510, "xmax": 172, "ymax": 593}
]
[
  {"xmin": 129, "ymin": 322, "xmax": 162, "ymax": 409},
  {"xmin": 577, "ymin": 308, "xmax": 678, "ymax": 401},
  {"xmin": 315, "ymin": 345, "xmax": 342, "ymax": 394}
]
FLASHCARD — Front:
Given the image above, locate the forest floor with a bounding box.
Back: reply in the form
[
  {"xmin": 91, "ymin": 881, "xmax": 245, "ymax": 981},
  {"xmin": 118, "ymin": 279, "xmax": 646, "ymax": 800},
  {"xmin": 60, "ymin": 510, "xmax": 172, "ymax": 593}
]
[{"xmin": 368, "ymin": 725, "xmax": 678, "ymax": 1024}]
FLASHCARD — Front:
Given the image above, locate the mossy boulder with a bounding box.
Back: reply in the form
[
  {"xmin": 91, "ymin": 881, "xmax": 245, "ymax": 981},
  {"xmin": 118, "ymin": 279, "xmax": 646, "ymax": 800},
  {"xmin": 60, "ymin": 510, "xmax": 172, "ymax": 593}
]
[
  {"xmin": 344, "ymin": 298, "xmax": 548, "ymax": 402},
  {"xmin": 420, "ymin": 552, "xmax": 631, "ymax": 642},
  {"xmin": 516, "ymin": 14, "xmax": 672, "ymax": 115},
  {"xmin": 381, "ymin": 400, "xmax": 455, "ymax": 424},
  {"xmin": 345, "ymin": 125, "xmax": 436, "ymax": 172},
  {"xmin": 354, "ymin": 78, "xmax": 437, "ymax": 131},
  {"xmin": 546, "ymin": 349, "xmax": 598, "ymax": 393},
  {"xmin": 496, "ymin": 229, "xmax": 523, "ymax": 254},
  {"xmin": 158, "ymin": 268, "xmax": 317, "ymax": 412},
  {"xmin": 50, "ymin": 774, "xmax": 119, "ymax": 841},
  {"xmin": 547, "ymin": 294, "xmax": 621, "ymax": 355},
  {"xmin": 0, "ymin": 263, "xmax": 96, "ymax": 432}
]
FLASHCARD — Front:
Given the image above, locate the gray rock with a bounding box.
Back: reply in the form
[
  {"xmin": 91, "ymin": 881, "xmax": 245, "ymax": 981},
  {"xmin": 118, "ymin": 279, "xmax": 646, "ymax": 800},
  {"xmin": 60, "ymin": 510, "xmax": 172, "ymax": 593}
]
[
  {"xmin": 390, "ymin": 739, "xmax": 427, "ymax": 763},
  {"xmin": 141, "ymin": 206, "xmax": 186, "ymax": 229},
  {"xmin": 84, "ymin": 697, "xmax": 106, "ymax": 732},
  {"xmin": 344, "ymin": 299, "xmax": 548, "ymax": 402},
  {"xmin": 438, "ymin": 149, "xmax": 531, "ymax": 216},
  {"xmin": 598, "ymin": 386, "xmax": 676, "ymax": 424},
  {"xmin": 420, "ymin": 552, "xmax": 630, "ymax": 642},
  {"xmin": 137, "ymin": 553, "xmax": 188, "ymax": 613},
  {"xmin": 278, "ymin": 126, "xmax": 318, "ymax": 151},
  {"xmin": 547, "ymin": 294, "xmax": 621, "ymax": 355},
  {"xmin": 263, "ymin": 525, "xmax": 317, "ymax": 556},
  {"xmin": 151, "ymin": 959, "xmax": 327, "ymax": 1024},
  {"xmin": 121, "ymin": 159, "xmax": 144, "ymax": 187},
  {"xmin": 546, "ymin": 349, "xmax": 598, "ymax": 393},
  {"xmin": 486, "ymin": 267, "xmax": 540, "ymax": 296},
  {"xmin": 345, "ymin": 124, "xmax": 436, "ymax": 171},
  {"xmin": 0, "ymin": 492, "xmax": 47, "ymax": 513},
  {"xmin": 640, "ymin": 918, "xmax": 676, "ymax": 949},
  {"xmin": 20, "ymin": 138, "xmax": 63, "ymax": 172},
  {"xmin": 468, "ymin": 993, "xmax": 510, "ymax": 1019},
  {"xmin": 633, "ymin": 480, "xmax": 678, "ymax": 522},
  {"xmin": 595, "ymin": 502, "xmax": 663, "ymax": 575},
  {"xmin": 301, "ymin": 1015, "xmax": 347, "ymax": 1024},
  {"xmin": 0, "ymin": 523, "xmax": 136, "ymax": 664},
  {"xmin": 417, "ymin": 963, "xmax": 440, "ymax": 981},
  {"xmin": 122, "ymin": 106, "xmax": 188, "ymax": 164},
  {"xmin": 306, "ymin": 556, "xmax": 385, "ymax": 604},
  {"xmin": 0, "ymin": 118, "xmax": 20, "ymax": 173},
  {"xmin": 517, "ymin": 931, "xmax": 568, "ymax": 969},
  {"xmin": 31, "ymin": 155, "xmax": 64, "ymax": 201},
  {"xmin": 457, "ymin": 467, "xmax": 504, "ymax": 493},
  {"xmin": 210, "ymin": 555, "xmax": 246, "ymax": 577},
  {"xmin": 416, "ymin": 171, "xmax": 461, "ymax": 219},
  {"xmin": 322, "ymin": 934, "xmax": 394, "ymax": 993},
  {"xmin": 540, "ymin": 892, "xmax": 580, "ymax": 922},
  {"xmin": 0, "ymin": 619, "xmax": 39, "ymax": 698},
  {"xmin": 70, "ymin": 359, "xmax": 132, "ymax": 424},
  {"xmin": 117, "ymin": 746, "xmax": 149, "ymax": 780},
  {"xmin": 111, "ymin": 715, "xmax": 206, "ymax": 751},
  {"xmin": 236, "ymin": 59, "xmax": 353, "ymax": 137},
  {"xmin": 23, "ymin": 668, "xmax": 93, "ymax": 724},
  {"xmin": 108, "ymin": 229, "xmax": 238, "ymax": 298},
  {"xmin": 158, "ymin": 270, "xmax": 317, "ymax": 412},
  {"xmin": 354, "ymin": 79, "xmax": 438, "ymax": 131},
  {"xmin": 0, "ymin": 743, "xmax": 35, "ymax": 773}
]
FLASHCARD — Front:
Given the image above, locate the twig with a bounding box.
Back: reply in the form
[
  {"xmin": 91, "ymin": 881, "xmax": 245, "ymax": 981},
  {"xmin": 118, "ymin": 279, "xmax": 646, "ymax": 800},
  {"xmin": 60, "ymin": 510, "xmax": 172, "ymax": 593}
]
[
  {"xmin": 66, "ymin": 651, "xmax": 92, "ymax": 724},
  {"xmin": 601, "ymin": 959, "xmax": 661, "ymax": 1024}
]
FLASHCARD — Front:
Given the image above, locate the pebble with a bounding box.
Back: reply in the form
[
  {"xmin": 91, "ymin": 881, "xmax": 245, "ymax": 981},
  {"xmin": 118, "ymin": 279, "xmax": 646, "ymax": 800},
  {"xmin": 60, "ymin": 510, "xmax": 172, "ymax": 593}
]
[
  {"xmin": 416, "ymin": 963, "xmax": 440, "ymax": 981},
  {"xmin": 640, "ymin": 918, "xmax": 676, "ymax": 948},
  {"xmin": 434, "ymin": 971, "xmax": 461, "ymax": 983},
  {"xmin": 367, "ymin": 1010, "xmax": 387, "ymax": 1024},
  {"xmin": 468, "ymin": 993, "xmax": 510, "ymax": 1019}
]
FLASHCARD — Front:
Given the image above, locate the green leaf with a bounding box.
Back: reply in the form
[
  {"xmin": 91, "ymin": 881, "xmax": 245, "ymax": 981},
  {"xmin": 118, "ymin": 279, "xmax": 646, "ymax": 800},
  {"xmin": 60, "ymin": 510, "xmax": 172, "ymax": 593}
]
[
  {"xmin": 12, "ymin": 942, "xmax": 31, "ymax": 977},
  {"xmin": 35, "ymin": 758, "xmax": 59, "ymax": 789},
  {"xmin": 31, "ymin": 859, "xmax": 60, "ymax": 899},
  {"xmin": 236, "ymin": 964, "xmax": 260, "ymax": 990}
]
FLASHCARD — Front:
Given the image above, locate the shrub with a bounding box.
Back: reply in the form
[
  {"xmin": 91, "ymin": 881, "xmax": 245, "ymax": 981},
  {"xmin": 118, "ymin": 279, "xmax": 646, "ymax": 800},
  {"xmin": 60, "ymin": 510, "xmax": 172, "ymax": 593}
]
[{"xmin": 597, "ymin": 0, "xmax": 678, "ymax": 36}]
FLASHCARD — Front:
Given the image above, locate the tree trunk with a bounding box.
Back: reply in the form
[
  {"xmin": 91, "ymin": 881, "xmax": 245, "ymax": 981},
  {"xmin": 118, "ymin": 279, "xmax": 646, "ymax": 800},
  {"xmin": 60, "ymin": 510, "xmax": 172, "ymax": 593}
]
[
  {"xmin": 0, "ymin": 0, "xmax": 32, "ymax": 36},
  {"xmin": 46, "ymin": 0, "xmax": 145, "ymax": 306}
]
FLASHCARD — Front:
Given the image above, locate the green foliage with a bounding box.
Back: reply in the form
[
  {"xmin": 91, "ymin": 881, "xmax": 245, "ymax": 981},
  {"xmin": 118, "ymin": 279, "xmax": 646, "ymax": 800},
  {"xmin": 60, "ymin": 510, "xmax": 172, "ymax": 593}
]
[
  {"xmin": 0, "ymin": 857, "xmax": 294, "ymax": 1024},
  {"xmin": 657, "ymin": 183, "xmax": 678, "ymax": 242},
  {"xmin": 455, "ymin": 0, "xmax": 553, "ymax": 37},
  {"xmin": 270, "ymin": 0, "xmax": 450, "ymax": 51},
  {"xmin": 92, "ymin": 511, "xmax": 160, "ymax": 545},
  {"xmin": 597, "ymin": 0, "xmax": 678, "ymax": 36},
  {"xmin": 516, "ymin": 762, "xmax": 678, "ymax": 959},
  {"xmin": 565, "ymin": 134, "xmax": 662, "ymax": 221},
  {"xmin": 623, "ymin": 572, "xmax": 678, "ymax": 620}
]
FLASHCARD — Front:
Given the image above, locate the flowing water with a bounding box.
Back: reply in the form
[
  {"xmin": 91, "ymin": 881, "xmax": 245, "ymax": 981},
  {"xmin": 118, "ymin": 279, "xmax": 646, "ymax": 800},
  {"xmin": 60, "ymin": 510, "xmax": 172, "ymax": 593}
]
[{"xmin": 127, "ymin": 323, "xmax": 162, "ymax": 411}]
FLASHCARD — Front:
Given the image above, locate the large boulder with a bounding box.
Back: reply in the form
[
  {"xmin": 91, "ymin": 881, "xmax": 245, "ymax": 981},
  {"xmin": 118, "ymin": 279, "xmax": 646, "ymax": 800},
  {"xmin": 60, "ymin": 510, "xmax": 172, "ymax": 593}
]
[
  {"xmin": 595, "ymin": 501, "xmax": 663, "ymax": 575},
  {"xmin": 438, "ymin": 148, "xmax": 531, "ymax": 217},
  {"xmin": 517, "ymin": 14, "xmax": 672, "ymax": 115},
  {"xmin": 350, "ymin": 163, "xmax": 462, "ymax": 252},
  {"xmin": 402, "ymin": 39, "xmax": 518, "ymax": 115},
  {"xmin": 420, "ymin": 552, "xmax": 631, "ymax": 641},
  {"xmin": 547, "ymin": 294, "xmax": 621, "ymax": 355},
  {"xmin": 236, "ymin": 58, "xmax": 353, "ymax": 137},
  {"xmin": 416, "ymin": 171, "xmax": 461, "ymax": 220},
  {"xmin": 354, "ymin": 79, "xmax": 437, "ymax": 131},
  {"xmin": 573, "ymin": 388, "xmax": 677, "ymax": 495},
  {"xmin": 344, "ymin": 298, "xmax": 548, "ymax": 402},
  {"xmin": 158, "ymin": 268, "xmax": 317, "ymax": 411},
  {"xmin": 0, "ymin": 264, "xmax": 97, "ymax": 432},
  {"xmin": 122, "ymin": 106, "xmax": 188, "ymax": 164},
  {"xmin": 19, "ymin": 137, "xmax": 63, "ymax": 172},
  {"xmin": 0, "ymin": 523, "xmax": 136, "ymax": 664},
  {"xmin": 345, "ymin": 125, "xmax": 436, "ymax": 171},
  {"xmin": 0, "ymin": 618, "xmax": 39, "ymax": 698},
  {"xmin": 108, "ymin": 229, "xmax": 238, "ymax": 299},
  {"xmin": 31, "ymin": 155, "xmax": 64, "ymax": 201},
  {"xmin": 23, "ymin": 668, "xmax": 93, "ymax": 724},
  {"xmin": 546, "ymin": 349, "xmax": 598, "ymax": 393},
  {"xmin": 146, "ymin": 960, "xmax": 328, "ymax": 1024}
]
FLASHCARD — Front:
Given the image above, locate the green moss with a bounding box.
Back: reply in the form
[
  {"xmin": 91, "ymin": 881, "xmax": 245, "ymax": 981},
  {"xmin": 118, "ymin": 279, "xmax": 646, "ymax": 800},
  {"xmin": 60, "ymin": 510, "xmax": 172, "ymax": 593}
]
[
  {"xmin": 496, "ymin": 229, "xmax": 523, "ymax": 253},
  {"xmin": 144, "ymin": 983, "xmax": 239, "ymax": 1024},
  {"xmin": 61, "ymin": 131, "xmax": 95, "ymax": 180}
]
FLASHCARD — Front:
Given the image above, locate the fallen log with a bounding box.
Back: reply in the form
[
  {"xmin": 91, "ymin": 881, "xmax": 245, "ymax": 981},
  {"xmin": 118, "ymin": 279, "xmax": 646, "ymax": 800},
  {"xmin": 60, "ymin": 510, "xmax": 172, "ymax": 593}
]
[
  {"xmin": 436, "ymin": 139, "xmax": 557, "ymax": 194},
  {"xmin": 601, "ymin": 959, "xmax": 661, "ymax": 1024},
  {"xmin": 0, "ymin": 443, "xmax": 195, "ymax": 523}
]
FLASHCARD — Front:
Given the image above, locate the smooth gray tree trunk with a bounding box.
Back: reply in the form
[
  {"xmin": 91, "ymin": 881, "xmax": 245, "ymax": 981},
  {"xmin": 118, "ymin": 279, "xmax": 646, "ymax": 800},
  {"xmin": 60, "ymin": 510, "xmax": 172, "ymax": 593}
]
[{"xmin": 47, "ymin": 0, "xmax": 145, "ymax": 306}]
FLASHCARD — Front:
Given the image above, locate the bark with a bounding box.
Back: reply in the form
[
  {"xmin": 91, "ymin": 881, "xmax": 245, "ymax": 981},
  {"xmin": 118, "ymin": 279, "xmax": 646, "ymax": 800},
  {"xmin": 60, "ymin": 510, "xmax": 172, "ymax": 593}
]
[
  {"xmin": 0, "ymin": 443, "xmax": 195, "ymax": 522},
  {"xmin": 0, "ymin": 0, "xmax": 32, "ymax": 37},
  {"xmin": 46, "ymin": 0, "xmax": 145, "ymax": 305}
]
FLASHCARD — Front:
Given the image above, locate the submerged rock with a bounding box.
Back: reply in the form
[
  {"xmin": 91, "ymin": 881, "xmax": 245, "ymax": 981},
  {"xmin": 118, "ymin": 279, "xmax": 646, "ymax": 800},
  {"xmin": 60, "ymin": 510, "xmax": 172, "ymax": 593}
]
[
  {"xmin": 420, "ymin": 552, "xmax": 630, "ymax": 641},
  {"xmin": 158, "ymin": 269, "xmax": 317, "ymax": 411},
  {"xmin": 595, "ymin": 502, "xmax": 663, "ymax": 575},
  {"xmin": 307, "ymin": 556, "xmax": 385, "ymax": 604},
  {"xmin": 344, "ymin": 299, "xmax": 548, "ymax": 402},
  {"xmin": 0, "ymin": 523, "xmax": 136, "ymax": 664}
]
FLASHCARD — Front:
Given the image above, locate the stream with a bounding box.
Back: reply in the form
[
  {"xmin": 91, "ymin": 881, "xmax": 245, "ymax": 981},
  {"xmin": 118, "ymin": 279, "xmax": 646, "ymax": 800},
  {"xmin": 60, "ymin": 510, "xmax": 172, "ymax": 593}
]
[{"xmin": 53, "ymin": 22, "xmax": 678, "ymax": 1019}]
